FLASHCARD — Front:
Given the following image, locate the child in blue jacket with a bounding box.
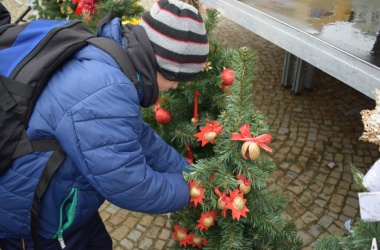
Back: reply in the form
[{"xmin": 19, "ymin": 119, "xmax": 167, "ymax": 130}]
[{"xmin": 0, "ymin": 0, "xmax": 209, "ymax": 249}]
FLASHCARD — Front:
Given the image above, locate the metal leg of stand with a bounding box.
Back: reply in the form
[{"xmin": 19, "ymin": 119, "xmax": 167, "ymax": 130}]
[
  {"xmin": 281, "ymin": 51, "xmax": 295, "ymax": 88},
  {"xmin": 304, "ymin": 63, "xmax": 315, "ymax": 90},
  {"xmin": 292, "ymin": 57, "xmax": 305, "ymax": 95}
]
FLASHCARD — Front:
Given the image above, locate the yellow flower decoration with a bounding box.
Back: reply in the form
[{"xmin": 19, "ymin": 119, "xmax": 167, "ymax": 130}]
[{"xmin": 121, "ymin": 17, "xmax": 141, "ymax": 26}]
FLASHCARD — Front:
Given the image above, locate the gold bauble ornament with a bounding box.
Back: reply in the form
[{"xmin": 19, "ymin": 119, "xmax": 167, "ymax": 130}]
[
  {"xmin": 177, "ymin": 230, "xmax": 186, "ymax": 241},
  {"xmin": 232, "ymin": 196, "xmax": 245, "ymax": 211},
  {"xmin": 203, "ymin": 216, "xmax": 214, "ymax": 227},
  {"xmin": 193, "ymin": 236, "xmax": 202, "ymax": 246},
  {"xmin": 190, "ymin": 187, "xmax": 200, "ymax": 198},
  {"xmin": 204, "ymin": 132, "xmax": 216, "ymax": 142},
  {"xmin": 191, "ymin": 117, "xmax": 197, "ymax": 125},
  {"xmin": 241, "ymin": 141, "xmax": 260, "ymax": 160},
  {"xmin": 222, "ymin": 86, "xmax": 231, "ymax": 94},
  {"xmin": 239, "ymin": 183, "xmax": 251, "ymax": 194},
  {"xmin": 217, "ymin": 197, "xmax": 226, "ymax": 210}
]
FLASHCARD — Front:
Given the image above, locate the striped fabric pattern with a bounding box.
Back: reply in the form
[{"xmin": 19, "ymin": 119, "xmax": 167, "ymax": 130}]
[{"xmin": 140, "ymin": 0, "xmax": 209, "ymax": 82}]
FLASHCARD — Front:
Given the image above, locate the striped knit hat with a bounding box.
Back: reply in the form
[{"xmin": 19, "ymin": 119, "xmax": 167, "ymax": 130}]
[{"xmin": 140, "ymin": 0, "xmax": 209, "ymax": 82}]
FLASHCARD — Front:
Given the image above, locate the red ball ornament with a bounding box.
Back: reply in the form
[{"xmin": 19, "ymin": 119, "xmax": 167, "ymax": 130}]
[
  {"xmin": 155, "ymin": 108, "xmax": 172, "ymax": 124},
  {"xmin": 221, "ymin": 68, "xmax": 235, "ymax": 86}
]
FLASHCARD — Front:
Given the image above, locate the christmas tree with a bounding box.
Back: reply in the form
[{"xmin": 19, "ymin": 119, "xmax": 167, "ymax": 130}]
[
  {"xmin": 167, "ymin": 45, "xmax": 302, "ymax": 249},
  {"xmin": 313, "ymin": 90, "xmax": 380, "ymax": 250},
  {"xmin": 31, "ymin": 0, "xmax": 144, "ymax": 31},
  {"xmin": 140, "ymin": 2, "xmax": 302, "ymax": 249}
]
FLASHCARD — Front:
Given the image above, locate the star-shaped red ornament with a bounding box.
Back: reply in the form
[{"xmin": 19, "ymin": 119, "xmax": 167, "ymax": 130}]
[
  {"xmin": 189, "ymin": 181, "xmax": 205, "ymax": 207},
  {"xmin": 194, "ymin": 120, "xmax": 223, "ymax": 147},
  {"xmin": 188, "ymin": 233, "xmax": 209, "ymax": 248},
  {"xmin": 172, "ymin": 224, "xmax": 190, "ymax": 246},
  {"xmin": 196, "ymin": 210, "xmax": 217, "ymax": 231},
  {"xmin": 225, "ymin": 189, "xmax": 250, "ymax": 220}
]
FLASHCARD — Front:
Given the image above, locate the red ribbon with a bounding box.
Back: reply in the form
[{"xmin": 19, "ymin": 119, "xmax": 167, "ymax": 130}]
[
  {"xmin": 185, "ymin": 143, "xmax": 193, "ymax": 164},
  {"xmin": 214, "ymin": 187, "xmax": 230, "ymax": 203},
  {"xmin": 193, "ymin": 91, "xmax": 201, "ymax": 125},
  {"xmin": 231, "ymin": 124, "xmax": 273, "ymax": 153}
]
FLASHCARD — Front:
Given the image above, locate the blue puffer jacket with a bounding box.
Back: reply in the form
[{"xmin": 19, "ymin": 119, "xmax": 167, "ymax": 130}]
[{"xmin": 0, "ymin": 19, "xmax": 190, "ymax": 240}]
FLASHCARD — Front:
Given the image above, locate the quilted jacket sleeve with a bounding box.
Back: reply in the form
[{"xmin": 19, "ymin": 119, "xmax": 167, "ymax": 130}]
[
  {"xmin": 54, "ymin": 64, "xmax": 190, "ymax": 214},
  {"xmin": 139, "ymin": 122, "xmax": 190, "ymax": 174}
]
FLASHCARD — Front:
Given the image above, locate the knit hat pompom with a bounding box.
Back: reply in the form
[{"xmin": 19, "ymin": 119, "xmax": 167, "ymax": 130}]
[{"xmin": 140, "ymin": 0, "xmax": 209, "ymax": 82}]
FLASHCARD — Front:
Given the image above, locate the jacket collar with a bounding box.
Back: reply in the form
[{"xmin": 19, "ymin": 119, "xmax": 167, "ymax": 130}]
[{"xmin": 98, "ymin": 15, "xmax": 159, "ymax": 107}]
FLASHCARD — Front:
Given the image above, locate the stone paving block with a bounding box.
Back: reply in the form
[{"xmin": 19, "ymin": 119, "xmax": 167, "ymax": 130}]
[
  {"xmin": 153, "ymin": 215, "xmax": 168, "ymax": 227},
  {"xmin": 328, "ymin": 202, "xmax": 343, "ymax": 214},
  {"xmin": 159, "ymin": 228, "xmax": 172, "ymax": 240},
  {"xmin": 108, "ymin": 214, "xmax": 124, "ymax": 226},
  {"xmin": 346, "ymin": 197, "xmax": 359, "ymax": 208},
  {"xmin": 120, "ymin": 238, "xmax": 134, "ymax": 249},
  {"xmin": 298, "ymin": 191, "xmax": 318, "ymax": 207},
  {"xmin": 146, "ymin": 226, "xmax": 161, "ymax": 238},
  {"xmin": 138, "ymin": 238, "xmax": 153, "ymax": 249},
  {"xmin": 277, "ymin": 176, "xmax": 292, "ymax": 188},
  {"xmin": 127, "ymin": 229, "xmax": 143, "ymax": 242},
  {"xmin": 309, "ymin": 205, "xmax": 324, "ymax": 218},
  {"xmin": 342, "ymin": 205, "xmax": 358, "ymax": 218},
  {"xmin": 318, "ymin": 215, "xmax": 334, "ymax": 229},
  {"xmin": 105, "ymin": 203, "xmax": 120, "ymax": 214},
  {"xmin": 297, "ymin": 231, "xmax": 314, "ymax": 246},
  {"xmin": 309, "ymin": 183, "xmax": 323, "ymax": 193},
  {"xmin": 116, "ymin": 209, "xmax": 130, "ymax": 218},
  {"xmin": 287, "ymin": 184, "xmax": 303, "ymax": 195},
  {"xmin": 327, "ymin": 223, "xmax": 346, "ymax": 236},
  {"xmin": 295, "ymin": 218, "xmax": 307, "ymax": 230},
  {"xmin": 111, "ymin": 225, "xmax": 130, "ymax": 241},
  {"xmin": 301, "ymin": 211, "xmax": 318, "ymax": 224},
  {"xmin": 139, "ymin": 214, "xmax": 154, "ymax": 227},
  {"xmin": 124, "ymin": 216, "xmax": 139, "ymax": 229},
  {"xmin": 154, "ymin": 239, "xmax": 167, "ymax": 250},
  {"xmin": 136, "ymin": 224, "xmax": 147, "ymax": 232},
  {"xmin": 330, "ymin": 194, "xmax": 345, "ymax": 206}
]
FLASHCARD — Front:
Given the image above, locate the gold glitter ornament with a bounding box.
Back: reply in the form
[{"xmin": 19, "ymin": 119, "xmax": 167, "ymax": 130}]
[{"xmin": 202, "ymin": 60, "xmax": 212, "ymax": 72}]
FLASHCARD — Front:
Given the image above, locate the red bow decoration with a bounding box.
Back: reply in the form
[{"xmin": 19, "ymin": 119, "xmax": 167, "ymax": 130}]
[
  {"xmin": 231, "ymin": 124, "xmax": 272, "ymax": 153},
  {"xmin": 236, "ymin": 174, "xmax": 250, "ymax": 186}
]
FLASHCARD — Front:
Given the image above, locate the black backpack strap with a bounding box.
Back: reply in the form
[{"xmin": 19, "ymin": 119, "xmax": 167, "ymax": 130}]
[
  {"xmin": 31, "ymin": 146, "xmax": 66, "ymax": 248},
  {"xmin": 12, "ymin": 131, "xmax": 62, "ymax": 158},
  {"xmin": 12, "ymin": 131, "xmax": 66, "ymax": 248},
  {"xmin": 87, "ymin": 37, "xmax": 139, "ymax": 91}
]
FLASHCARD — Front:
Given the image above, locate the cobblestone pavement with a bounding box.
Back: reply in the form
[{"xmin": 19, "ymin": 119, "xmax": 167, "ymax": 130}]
[{"xmin": 3, "ymin": 0, "xmax": 380, "ymax": 249}]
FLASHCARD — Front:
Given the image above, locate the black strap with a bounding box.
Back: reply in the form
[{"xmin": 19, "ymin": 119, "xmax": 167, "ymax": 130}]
[
  {"xmin": 87, "ymin": 37, "xmax": 139, "ymax": 91},
  {"xmin": 12, "ymin": 131, "xmax": 66, "ymax": 248},
  {"xmin": 13, "ymin": 131, "xmax": 61, "ymax": 158},
  {"xmin": 31, "ymin": 146, "xmax": 66, "ymax": 248},
  {"xmin": 0, "ymin": 75, "xmax": 17, "ymax": 111}
]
